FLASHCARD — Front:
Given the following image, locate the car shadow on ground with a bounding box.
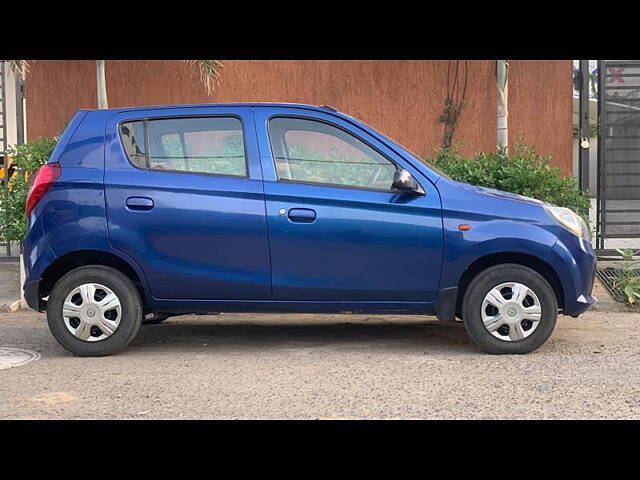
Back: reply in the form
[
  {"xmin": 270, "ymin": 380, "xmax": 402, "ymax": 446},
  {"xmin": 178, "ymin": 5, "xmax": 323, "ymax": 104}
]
[{"xmin": 129, "ymin": 317, "xmax": 478, "ymax": 355}]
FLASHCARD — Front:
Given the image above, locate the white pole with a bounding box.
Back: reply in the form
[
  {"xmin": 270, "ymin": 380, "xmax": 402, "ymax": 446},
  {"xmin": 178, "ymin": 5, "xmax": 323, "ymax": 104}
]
[
  {"xmin": 96, "ymin": 60, "xmax": 108, "ymax": 109},
  {"xmin": 19, "ymin": 254, "xmax": 26, "ymax": 308},
  {"xmin": 8, "ymin": 255, "xmax": 27, "ymax": 311},
  {"xmin": 497, "ymin": 60, "xmax": 509, "ymax": 152}
]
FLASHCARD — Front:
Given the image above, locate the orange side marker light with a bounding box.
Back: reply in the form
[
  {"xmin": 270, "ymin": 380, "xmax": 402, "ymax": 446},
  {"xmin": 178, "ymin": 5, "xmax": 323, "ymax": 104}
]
[{"xmin": 458, "ymin": 224, "xmax": 472, "ymax": 231}]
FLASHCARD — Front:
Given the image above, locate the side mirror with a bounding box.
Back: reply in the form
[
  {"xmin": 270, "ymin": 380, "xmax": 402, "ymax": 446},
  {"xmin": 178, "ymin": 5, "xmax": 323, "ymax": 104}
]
[{"xmin": 392, "ymin": 168, "xmax": 425, "ymax": 196}]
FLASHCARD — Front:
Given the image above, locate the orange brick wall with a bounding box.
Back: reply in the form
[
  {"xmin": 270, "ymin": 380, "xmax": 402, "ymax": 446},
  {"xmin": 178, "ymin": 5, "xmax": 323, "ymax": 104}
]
[{"xmin": 25, "ymin": 60, "xmax": 573, "ymax": 174}]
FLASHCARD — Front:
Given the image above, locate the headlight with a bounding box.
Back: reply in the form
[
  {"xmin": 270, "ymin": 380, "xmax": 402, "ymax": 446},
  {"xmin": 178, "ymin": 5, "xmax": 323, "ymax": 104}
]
[{"xmin": 544, "ymin": 205, "xmax": 590, "ymax": 241}]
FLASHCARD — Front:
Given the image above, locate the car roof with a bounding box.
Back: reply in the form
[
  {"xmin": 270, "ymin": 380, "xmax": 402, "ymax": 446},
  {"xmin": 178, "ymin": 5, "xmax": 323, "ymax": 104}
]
[{"xmin": 78, "ymin": 102, "xmax": 340, "ymax": 114}]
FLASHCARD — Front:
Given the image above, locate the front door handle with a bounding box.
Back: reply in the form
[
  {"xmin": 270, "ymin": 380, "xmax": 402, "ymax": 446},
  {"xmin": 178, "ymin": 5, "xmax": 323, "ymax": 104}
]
[
  {"xmin": 126, "ymin": 197, "xmax": 154, "ymax": 211},
  {"xmin": 288, "ymin": 208, "xmax": 316, "ymax": 223}
]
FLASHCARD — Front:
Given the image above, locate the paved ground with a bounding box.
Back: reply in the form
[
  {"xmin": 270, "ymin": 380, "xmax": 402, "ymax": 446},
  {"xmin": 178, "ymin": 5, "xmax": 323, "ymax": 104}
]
[
  {"xmin": 0, "ymin": 261, "xmax": 20, "ymax": 311},
  {"xmin": 1, "ymin": 201, "xmax": 636, "ymax": 419},
  {"xmin": 1, "ymin": 308, "xmax": 639, "ymax": 419}
]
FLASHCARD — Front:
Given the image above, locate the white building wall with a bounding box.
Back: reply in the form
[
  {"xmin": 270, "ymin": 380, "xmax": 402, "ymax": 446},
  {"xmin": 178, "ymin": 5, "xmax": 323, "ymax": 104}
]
[{"xmin": 1, "ymin": 62, "xmax": 26, "ymax": 151}]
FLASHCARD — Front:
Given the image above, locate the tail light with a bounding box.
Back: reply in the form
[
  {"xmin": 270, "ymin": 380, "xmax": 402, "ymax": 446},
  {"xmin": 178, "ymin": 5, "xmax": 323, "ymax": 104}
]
[{"xmin": 26, "ymin": 163, "xmax": 61, "ymax": 216}]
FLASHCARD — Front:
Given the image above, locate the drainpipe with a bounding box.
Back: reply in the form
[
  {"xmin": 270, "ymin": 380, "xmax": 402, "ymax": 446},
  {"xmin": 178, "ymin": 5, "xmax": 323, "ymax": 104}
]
[{"xmin": 15, "ymin": 74, "xmax": 24, "ymax": 145}]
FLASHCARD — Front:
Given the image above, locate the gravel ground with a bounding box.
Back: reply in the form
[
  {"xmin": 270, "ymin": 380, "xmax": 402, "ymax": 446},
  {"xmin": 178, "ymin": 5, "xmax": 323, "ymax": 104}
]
[{"xmin": 0, "ymin": 308, "xmax": 639, "ymax": 419}]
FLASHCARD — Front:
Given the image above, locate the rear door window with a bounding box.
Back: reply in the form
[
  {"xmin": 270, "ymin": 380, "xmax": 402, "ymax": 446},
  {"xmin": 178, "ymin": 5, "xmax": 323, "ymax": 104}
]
[{"xmin": 119, "ymin": 116, "xmax": 247, "ymax": 177}]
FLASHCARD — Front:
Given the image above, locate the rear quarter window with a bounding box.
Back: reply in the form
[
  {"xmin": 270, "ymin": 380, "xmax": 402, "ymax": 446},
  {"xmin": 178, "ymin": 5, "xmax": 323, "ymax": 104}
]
[{"xmin": 120, "ymin": 121, "xmax": 147, "ymax": 168}]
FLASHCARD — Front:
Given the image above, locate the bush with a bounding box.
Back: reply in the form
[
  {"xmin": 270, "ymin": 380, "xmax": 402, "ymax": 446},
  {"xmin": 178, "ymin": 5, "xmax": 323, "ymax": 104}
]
[
  {"xmin": 427, "ymin": 144, "xmax": 590, "ymax": 221},
  {"xmin": 614, "ymin": 249, "xmax": 640, "ymax": 306},
  {"xmin": 0, "ymin": 137, "xmax": 58, "ymax": 243}
]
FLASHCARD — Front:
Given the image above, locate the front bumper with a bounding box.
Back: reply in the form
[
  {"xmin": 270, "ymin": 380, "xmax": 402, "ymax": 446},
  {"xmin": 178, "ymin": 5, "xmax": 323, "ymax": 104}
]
[{"xmin": 547, "ymin": 235, "xmax": 597, "ymax": 317}]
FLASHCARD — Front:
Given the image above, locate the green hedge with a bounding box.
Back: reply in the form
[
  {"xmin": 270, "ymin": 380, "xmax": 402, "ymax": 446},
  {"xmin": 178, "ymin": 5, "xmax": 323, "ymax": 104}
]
[
  {"xmin": 0, "ymin": 137, "xmax": 57, "ymax": 242},
  {"xmin": 427, "ymin": 144, "xmax": 590, "ymax": 221}
]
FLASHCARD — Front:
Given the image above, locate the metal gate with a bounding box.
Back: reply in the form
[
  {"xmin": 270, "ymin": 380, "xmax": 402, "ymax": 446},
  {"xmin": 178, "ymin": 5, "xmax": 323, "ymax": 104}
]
[{"xmin": 596, "ymin": 60, "xmax": 640, "ymax": 251}]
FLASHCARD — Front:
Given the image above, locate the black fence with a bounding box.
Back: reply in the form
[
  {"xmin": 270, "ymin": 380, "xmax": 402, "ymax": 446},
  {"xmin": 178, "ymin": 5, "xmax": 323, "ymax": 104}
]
[{"xmin": 596, "ymin": 60, "xmax": 640, "ymax": 249}]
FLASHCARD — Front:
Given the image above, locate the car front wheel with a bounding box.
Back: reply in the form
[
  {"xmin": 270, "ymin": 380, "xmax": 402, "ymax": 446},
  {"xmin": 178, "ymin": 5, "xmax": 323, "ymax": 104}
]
[
  {"xmin": 46, "ymin": 265, "xmax": 143, "ymax": 357},
  {"xmin": 462, "ymin": 263, "xmax": 558, "ymax": 354}
]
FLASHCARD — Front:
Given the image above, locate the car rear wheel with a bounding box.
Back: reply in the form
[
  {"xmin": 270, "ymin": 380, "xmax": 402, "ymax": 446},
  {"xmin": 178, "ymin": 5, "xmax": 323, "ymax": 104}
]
[
  {"xmin": 462, "ymin": 264, "xmax": 558, "ymax": 354},
  {"xmin": 46, "ymin": 266, "xmax": 142, "ymax": 357}
]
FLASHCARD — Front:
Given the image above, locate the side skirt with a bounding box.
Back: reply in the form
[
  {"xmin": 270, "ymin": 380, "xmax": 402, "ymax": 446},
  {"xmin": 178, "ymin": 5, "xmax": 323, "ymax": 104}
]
[{"xmin": 147, "ymin": 299, "xmax": 437, "ymax": 315}]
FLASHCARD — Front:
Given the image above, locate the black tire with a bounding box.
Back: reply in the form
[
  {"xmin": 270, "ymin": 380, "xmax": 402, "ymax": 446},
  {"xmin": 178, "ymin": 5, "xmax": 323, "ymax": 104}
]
[
  {"xmin": 142, "ymin": 313, "xmax": 171, "ymax": 325},
  {"xmin": 462, "ymin": 263, "xmax": 558, "ymax": 354},
  {"xmin": 46, "ymin": 265, "xmax": 143, "ymax": 357}
]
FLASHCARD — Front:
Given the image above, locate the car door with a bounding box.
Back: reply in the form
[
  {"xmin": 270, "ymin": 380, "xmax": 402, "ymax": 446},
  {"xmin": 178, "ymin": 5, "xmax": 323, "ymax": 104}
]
[
  {"xmin": 254, "ymin": 107, "xmax": 443, "ymax": 302},
  {"xmin": 104, "ymin": 106, "xmax": 270, "ymax": 300}
]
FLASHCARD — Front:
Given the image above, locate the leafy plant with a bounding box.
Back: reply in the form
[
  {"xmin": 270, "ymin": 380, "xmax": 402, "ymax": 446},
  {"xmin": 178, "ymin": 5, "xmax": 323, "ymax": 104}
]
[
  {"xmin": 0, "ymin": 137, "xmax": 58, "ymax": 242},
  {"xmin": 283, "ymin": 143, "xmax": 394, "ymax": 189},
  {"xmin": 427, "ymin": 143, "xmax": 591, "ymax": 221},
  {"xmin": 439, "ymin": 61, "xmax": 468, "ymax": 149},
  {"xmin": 572, "ymin": 125, "xmax": 598, "ymax": 139},
  {"xmin": 186, "ymin": 60, "xmax": 224, "ymax": 96},
  {"xmin": 157, "ymin": 133, "xmax": 245, "ymax": 176},
  {"xmin": 614, "ymin": 248, "xmax": 640, "ymax": 305}
]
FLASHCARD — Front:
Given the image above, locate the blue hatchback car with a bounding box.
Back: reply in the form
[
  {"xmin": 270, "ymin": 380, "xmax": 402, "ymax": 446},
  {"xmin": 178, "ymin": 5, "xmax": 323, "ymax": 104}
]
[{"xmin": 23, "ymin": 103, "xmax": 596, "ymax": 356}]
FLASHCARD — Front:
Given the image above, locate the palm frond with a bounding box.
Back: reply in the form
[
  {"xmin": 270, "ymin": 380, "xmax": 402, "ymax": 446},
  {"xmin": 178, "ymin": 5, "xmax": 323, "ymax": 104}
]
[
  {"xmin": 186, "ymin": 60, "xmax": 223, "ymax": 96},
  {"xmin": 7, "ymin": 60, "xmax": 30, "ymax": 79}
]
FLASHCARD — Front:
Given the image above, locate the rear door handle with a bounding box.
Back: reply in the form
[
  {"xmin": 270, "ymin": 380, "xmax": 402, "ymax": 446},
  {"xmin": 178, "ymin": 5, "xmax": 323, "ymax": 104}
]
[
  {"xmin": 126, "ymin": 197, "xmax": 154, "ymax": 211},
  {"xmin": 288, "ymin": 208, "xmax": 316, "ymax": 223}
]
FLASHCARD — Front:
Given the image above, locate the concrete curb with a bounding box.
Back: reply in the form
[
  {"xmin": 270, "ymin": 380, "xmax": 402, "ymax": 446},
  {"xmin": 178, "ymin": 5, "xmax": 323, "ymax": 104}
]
[{"xmin": 591, "ymin": 300, "xmax": 640, "ymax": 314}]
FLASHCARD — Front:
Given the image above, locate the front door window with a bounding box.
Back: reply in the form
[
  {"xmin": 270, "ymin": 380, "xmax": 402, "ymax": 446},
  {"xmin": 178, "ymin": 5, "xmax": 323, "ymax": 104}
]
[{"xmin": 268, "ymin": 117, "xmax": 397, "ymax": 190}]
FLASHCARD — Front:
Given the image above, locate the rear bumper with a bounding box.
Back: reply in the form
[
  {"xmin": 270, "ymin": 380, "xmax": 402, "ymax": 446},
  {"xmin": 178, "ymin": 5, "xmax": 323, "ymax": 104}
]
[
  {"xmin": 23, "ymin": 278, "xmax": 43, "ymax": 312},
  {"xmin": 23, "ymin": 214, "xmax": 57, "ymax": 313}
]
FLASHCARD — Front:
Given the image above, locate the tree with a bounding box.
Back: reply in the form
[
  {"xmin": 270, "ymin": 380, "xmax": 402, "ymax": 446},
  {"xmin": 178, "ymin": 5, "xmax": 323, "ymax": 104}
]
[
  {"xmin": 8, "ymin": 60, "xmax": 224, "ymax": 109},
  {"xmin": 185, "ymin": 60, "xmax": 224, "ymax": 96},
  {"xmin": 7, "ymin": 60, "xmax": 29, "ymax": 79}
]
